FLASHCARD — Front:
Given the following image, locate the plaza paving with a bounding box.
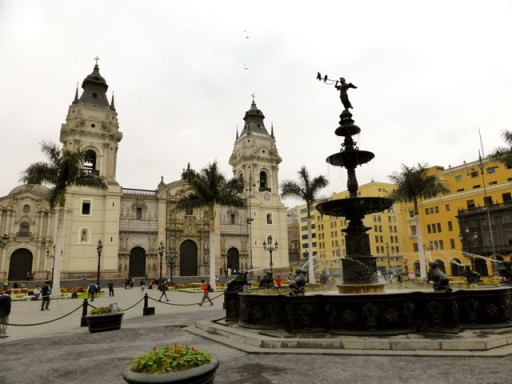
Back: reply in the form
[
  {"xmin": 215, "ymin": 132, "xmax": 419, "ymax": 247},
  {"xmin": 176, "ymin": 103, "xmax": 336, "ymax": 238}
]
[{"xmin": 1, "ymin": 286, "xmax": 512, "ymax": 384}]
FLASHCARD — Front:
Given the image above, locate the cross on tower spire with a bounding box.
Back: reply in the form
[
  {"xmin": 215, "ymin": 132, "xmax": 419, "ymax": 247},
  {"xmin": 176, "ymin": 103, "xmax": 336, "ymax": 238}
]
[{"xmin": 94, "ymin": 56, "xmax": 100, "ymax": 65}]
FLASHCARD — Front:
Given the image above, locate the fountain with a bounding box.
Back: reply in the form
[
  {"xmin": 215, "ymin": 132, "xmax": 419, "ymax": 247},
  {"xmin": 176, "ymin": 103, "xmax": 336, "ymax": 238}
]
[
  {"xmin": 223, "ymin": 76, "xmax": 512, "ymax": 335},
  {"xmin": 315, "ymin": 77, "xmax": 393, "ymax": 294}
]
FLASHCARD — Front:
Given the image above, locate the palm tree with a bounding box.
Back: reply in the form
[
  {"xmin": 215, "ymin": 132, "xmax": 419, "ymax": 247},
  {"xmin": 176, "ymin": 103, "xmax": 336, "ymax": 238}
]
[
  {"xmin": 178, "ymin": 161, "xmax": 245, "ymax": 290},
  {"xmin": 280, "ymin": 166, "xmax": 328, "ymax": 284},
  {"xmin": 20, "ymin": 141, "xmax": 107, "ymax": 294},
  {"xmin": 490, "ymin": 130, "xmax": 512, "ymax": 167},
  {"xmin": 388, "ymin": 163, "xmax": 448, "ymax": 280}
]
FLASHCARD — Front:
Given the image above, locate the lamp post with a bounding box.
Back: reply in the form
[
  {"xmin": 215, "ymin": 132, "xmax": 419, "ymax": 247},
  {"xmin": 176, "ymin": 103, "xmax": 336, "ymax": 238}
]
[
  {"xmin": 0, "ymin": 234, "xmax": 8, "ymax": 248},
  {"xmin": 46, "ymin": 246, "xmax": 55, "ymax": 285},
  {"xmin": 262, "ymin": 235, "xmax": 278, "ymax": 278},
  {"xmin": 247, "ymin": 217, "xmax": 254, "ymax": 276},
  {"xmin": 168, "ymin": 250, "xmax": 176, "ymax": 283},
  {"xmin": 158, "ymin": 241, "xmax": 165, "ymax": 281},
  {"xmin": 0, "ymin": 234, "xmax": 7, "ymax": 271},
  {"xmin": 96, "ymin": 239, "xmax": 103, "ymax": 286},
  {"xmin": 385, "ymin": 242, "xmax": 391, "ymax": 276},
  {"xmin": 459, "ymin": 228, "xmax": 478, "ymax": 271}
]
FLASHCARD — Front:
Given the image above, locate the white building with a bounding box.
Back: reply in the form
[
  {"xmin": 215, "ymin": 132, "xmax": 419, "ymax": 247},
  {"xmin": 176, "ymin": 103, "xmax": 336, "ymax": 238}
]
[{"xmin": 0, "ymin": 63, "xmax": 289, "ymax": 283}]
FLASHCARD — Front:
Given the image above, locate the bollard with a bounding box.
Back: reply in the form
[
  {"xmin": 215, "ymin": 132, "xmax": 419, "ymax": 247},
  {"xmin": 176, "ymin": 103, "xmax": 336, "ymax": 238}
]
[
  {"xmin": 80, "ymin": 298, "xmax": 89, "ymax": 327},
  {"xmin": 143, "ymin": 293, "xmax": 155, "ymax": 316}
]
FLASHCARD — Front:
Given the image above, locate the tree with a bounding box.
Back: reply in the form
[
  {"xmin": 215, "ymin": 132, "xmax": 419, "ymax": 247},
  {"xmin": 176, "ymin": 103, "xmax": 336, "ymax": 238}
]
[
  {"xmin": 178, "ymin": 161, "xmax": 245, "ymax": 290},
  {"xmin": 388, "ymin": 163, "xmax": 448, "ymax": 280},
  {"xmin": 20, "ymin": 142, "xmax": 107, "ymax": 294},
  {"xmin": 280, "ymin": 166, "xmax": 328, "ymax": 284},
  {"xmin": 490, "ymin": 130, "xmax": 512, "ymax": 167}
]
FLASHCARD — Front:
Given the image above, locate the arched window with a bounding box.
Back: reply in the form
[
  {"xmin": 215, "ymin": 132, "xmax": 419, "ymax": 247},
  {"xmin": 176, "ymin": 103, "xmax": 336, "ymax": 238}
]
[
  {"xmin": 259, "ymin": 171, "xmax": 269, "ymax": 191},
  {"xmin": 84, "ymin": 150, "xmax": 97, "ymax": 174},
  {"xmin": 238, "ymin": 173, "xmax": 244, "ymax": 192},
  {"xmin": 19, "ymin": 222, "xmax": 30, "ymax": 237}
]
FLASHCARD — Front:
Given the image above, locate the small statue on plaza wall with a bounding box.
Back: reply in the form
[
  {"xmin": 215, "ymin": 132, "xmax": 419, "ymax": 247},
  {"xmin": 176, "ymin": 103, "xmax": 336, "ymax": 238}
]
[
  {"xmin": 461, "ymin": 266, "xmax": 482, "ymax": 284},
  {"xmin": 226, "ymin": 272, "xmax": 248, "ymax": 292},
  {"xmin": 428, "ymin": 261, "xmax": 452, "ymax": 292},
  {"xmin": 259, "ymin": 272, "xmax": 274, "ymax": 289},
  {"xmin": 289, "ymin": 269, "xmax": 307, "ymax": 296},
  {"xmin": 499, "ymin": 261, "xmax": 512, "ymax": 284}
]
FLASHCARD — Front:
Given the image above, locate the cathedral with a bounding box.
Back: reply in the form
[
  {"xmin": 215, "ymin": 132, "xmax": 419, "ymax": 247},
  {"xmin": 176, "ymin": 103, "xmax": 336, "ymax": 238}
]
[{"xmin": 0, "ymin": 63, "xmax": 289, "ymax": 284}]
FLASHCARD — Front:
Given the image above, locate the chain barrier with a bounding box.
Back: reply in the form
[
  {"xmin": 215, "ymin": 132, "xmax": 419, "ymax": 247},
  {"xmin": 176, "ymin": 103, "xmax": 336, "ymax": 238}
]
[
  {"xmin": 148, "ymin": 289, "xmax": 225, "ymax": 306},
  {"xmin": 5, "ymin": 290, "xmax": 224, "ymax": 327},
  {"xmin": 6, "ymin": 303, "xmax": 84, "ymax": 327},
  {"xmin": 122, "ymin": 296, "xmax": 145, "ymax": 311},
  {"xmin": 85, "ymin": 296, "xmax": 144, "ymax": 312}
]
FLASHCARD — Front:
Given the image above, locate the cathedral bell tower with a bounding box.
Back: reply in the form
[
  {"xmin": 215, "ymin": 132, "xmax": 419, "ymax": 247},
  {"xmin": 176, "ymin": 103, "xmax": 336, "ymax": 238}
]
[
  {"xmin": 229, "ymin": 99, "xmax": 289, "ymax": 274},
  {"xmin": 56, "ymin": 60, "xmax": 122, "ymax": 280},
  {"xmin": 60, "ymin": 60, "xmax": 123, "ymax": 184}
]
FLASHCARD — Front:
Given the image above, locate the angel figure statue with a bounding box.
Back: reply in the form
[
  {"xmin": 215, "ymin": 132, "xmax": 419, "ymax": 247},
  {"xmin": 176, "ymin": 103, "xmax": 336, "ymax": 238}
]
[{"xmin": 335, "ymin": 77, "xmax": 357, "ymax": 110}]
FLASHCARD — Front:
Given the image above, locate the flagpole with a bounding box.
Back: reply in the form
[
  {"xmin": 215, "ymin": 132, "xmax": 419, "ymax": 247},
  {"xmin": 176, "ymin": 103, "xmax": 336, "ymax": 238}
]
[{"xmin": 478, "ymin": 129, "xmax": 497, "ymax": 274}]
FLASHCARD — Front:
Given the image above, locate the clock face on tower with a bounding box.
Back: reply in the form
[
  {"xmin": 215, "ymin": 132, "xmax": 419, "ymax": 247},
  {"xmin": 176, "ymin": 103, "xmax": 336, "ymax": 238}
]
[{"xmin": 263, "ymin": 191, "xmax": 271, "ymax": 201}]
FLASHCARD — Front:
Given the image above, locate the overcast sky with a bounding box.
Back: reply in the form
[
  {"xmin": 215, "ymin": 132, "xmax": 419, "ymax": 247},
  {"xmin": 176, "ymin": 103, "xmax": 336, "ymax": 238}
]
[{"xmin": 1, "ymin": 0, "xmax": 511, "ymax": 207}]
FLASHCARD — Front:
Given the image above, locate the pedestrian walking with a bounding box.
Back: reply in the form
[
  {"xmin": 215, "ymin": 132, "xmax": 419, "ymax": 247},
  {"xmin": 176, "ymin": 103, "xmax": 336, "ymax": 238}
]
[
  {"xmin": 87, "ymin": 282, "xmax": 97, "ymax": 302},
  {"xmin": 139, "ymin": 278, "xmax": 145, "ymax": 293},
  {"xmin": 158, "ymin": 279, "xmax": 169, "ymax": 302},
  {"xmin": 0, "ymin": 289, "xmax": 11, "ymax": 338},
  {"xmin": 198, "ymin": 279, "xmax": 213, "ymax": 306},
  {"xmin": 41, "ymin": 281, "xmax": 51, "ymax": 310},
  {"xmin": 108, "ymin": 280, "xmax": 114, "ymax": 297},
  {"xmin": 123, "ymin": 277, "xmax": 129, "ymax": 289}
]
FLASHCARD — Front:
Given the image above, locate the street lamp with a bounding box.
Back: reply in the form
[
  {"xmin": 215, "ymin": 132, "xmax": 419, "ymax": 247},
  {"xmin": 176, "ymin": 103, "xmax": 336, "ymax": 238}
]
[
  {"xmin": 168, "ymin": 249, "xmax": 177, "ymax": 283},
  {"xmin": 262, "ymin": 235, "xmax": 278, "ymax": 278},
  {"xmin": 46, "ymin": 245, "xmax": 55, "ymax": 285},
  {"xmin": 385, "ymin": 242, "xmax": 391, "ymax": 276},
  {"xmin": 0, "ymin": 234, "xmax": 8, "ymax": 248},
  {"xmin": 459, "ymin": 228, "xmax": 478, "ymax": 271},
  {"xmin": 158, "ymin": 241, "xmax": 165, "ymax": 281},
  {"xmin": 96, "ymin": 239, "xmax": 103, "ymax": 286}
]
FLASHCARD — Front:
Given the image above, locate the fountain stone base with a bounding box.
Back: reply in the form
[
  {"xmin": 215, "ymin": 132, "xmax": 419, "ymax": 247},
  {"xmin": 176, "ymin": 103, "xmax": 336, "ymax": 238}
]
[{"xmin": 337, "ymin": 283, "xmax": 385, "ymax": 294}]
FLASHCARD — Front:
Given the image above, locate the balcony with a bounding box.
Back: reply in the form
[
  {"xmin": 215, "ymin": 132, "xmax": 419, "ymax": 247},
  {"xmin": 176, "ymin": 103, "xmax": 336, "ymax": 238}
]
[
  {"xmin": 220, "ymin": 224, "xmax": 249, "ymax": 235},
  {"xmin": 122, "ymin": 188, "xmax": 157, "ymax": 196}
]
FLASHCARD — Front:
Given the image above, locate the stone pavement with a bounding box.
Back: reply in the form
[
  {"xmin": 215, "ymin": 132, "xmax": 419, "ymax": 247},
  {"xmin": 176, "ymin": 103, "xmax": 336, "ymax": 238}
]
[{"xmin": 1, "ymin": 287, "xmax": 512, "ymax": 384}]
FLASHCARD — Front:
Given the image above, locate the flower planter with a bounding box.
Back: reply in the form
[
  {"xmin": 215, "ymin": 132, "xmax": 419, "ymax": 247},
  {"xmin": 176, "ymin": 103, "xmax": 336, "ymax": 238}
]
[
  {"xmin": 123, "ymin": 358, "xmax": 220, "ymax": 384},
  {"xmin": 86, "ymin": 312, "xmax": 124, "ymax": 333}
]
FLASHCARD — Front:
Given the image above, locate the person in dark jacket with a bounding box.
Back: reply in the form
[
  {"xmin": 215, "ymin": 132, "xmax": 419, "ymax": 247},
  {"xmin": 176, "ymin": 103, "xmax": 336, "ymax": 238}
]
[
  {"xmin": 0, "ymin": 289, "xmax": 11, "ymax": 338},
  {"xmin": 158, "ymin": 279, "xmax": 169, "ymax": 302},
  {"xmin": 41, "ymin": 281, "xmax": 51, "ymax": 310},
  {"xmin": 87, "ymin": 282, "xmax": 97, "ymax": 302},
  {"xmin": 108, "ymin": 280, "xmax": 114, "ymax": 297}
]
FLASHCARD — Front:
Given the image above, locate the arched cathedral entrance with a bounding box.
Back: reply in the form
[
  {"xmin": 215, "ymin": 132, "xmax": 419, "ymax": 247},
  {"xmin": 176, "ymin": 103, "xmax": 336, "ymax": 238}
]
[
  {"xmin": 180, "ymin": 240, "xmax": 198, "ymax": 276},
  {"xmin": 8, "ymin": 248, "xmax": 33, "ymax": 281},
  {"xmin": 129, "ymin": 246, "xmax": 146, "ymax": 278},
  {"xmin": 227, "ymin": 247, "xmax": 240, "ymax": 273}
]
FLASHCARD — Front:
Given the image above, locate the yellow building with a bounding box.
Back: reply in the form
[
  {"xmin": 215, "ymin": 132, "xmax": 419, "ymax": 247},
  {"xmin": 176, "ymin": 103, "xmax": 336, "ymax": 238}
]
[
  {"xmin": 401, "ymin": 158, "xmax": 512, "ymax": 277},
  {"xmin": 293, "ymin": 157, "xmax": 512, "ymax": 279},
  {"xmin": 294, "ymin": 181, "xmax": 405, "ymax": 276}
]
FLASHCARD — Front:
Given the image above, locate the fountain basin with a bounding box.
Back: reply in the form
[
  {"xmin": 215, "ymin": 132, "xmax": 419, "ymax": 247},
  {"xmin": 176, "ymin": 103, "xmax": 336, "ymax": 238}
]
[
  {"xmin": 224, "ymin": 287, "xmax": 512, "ymax": 335},
  {"xmin": 316, "ymin": 197, "xmax": 394, "ymax": 217},
  {"xmin": 337, "ymin": 283, "xmax": 385, "ymax": 294}
]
